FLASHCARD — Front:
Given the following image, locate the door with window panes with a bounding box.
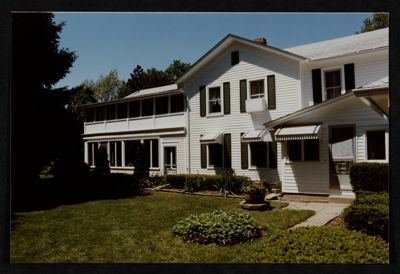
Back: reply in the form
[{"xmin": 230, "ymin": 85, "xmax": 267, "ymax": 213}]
[
  {"xmin": 164, "ymin": 146, "xmax": 177, "ymax": 174},
  {"xmin": 329, "ymin": 126, "xmax": 355, "ymax": 190}
]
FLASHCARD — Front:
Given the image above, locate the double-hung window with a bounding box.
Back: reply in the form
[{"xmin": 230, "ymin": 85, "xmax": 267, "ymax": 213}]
[
  {"xmin": 208, "ymin": 143, "xmax": 223, "ymax": 167},
  {"xmin": 250, "ymin": 80, "xmax": 265, "ymax": 99},
  {"xmin": 208, "ymin": 87, "xmax": 222, "ymax": 114},
  {"xmin": 248, "ymin": 142, "xmax": 277, "ymax": 168},
  {"xmin": 287, "ymin": 140, "xmax": 319, "ymax": 161},
  {"xmin": 366, "ymin": 130, "xmax": 387, "ymax": 161},
  {"xmin": 324, "ymin": 69, "xmax": 342, "ymax": 100}
]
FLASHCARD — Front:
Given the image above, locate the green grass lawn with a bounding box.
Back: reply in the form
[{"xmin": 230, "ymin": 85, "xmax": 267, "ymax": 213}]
[{"xmin": 11, "ymin": 191, "xmax": 314, "ymax": 263}]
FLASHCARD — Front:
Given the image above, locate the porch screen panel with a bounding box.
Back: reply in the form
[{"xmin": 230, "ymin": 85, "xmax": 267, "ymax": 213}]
[{"xmin": 330, "ymin": 127, "xmax": 354, "ymax": 159}]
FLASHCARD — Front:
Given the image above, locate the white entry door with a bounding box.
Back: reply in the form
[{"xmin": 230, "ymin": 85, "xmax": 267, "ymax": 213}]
[
  {"xmin": 329, "ymin": 126, "xmax": 355, "ymax": 191},
  {"xmin": 164, "ymin": 146, "xmax": 177, "ymax": 174}
]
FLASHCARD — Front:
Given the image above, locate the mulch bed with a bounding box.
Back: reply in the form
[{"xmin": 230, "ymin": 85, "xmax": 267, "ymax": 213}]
[{"xmin": 326, "ymin": 215, "xmax": 345, "ymax": 227}]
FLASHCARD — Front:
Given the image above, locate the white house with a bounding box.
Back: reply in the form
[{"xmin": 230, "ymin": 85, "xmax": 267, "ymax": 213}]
[{"xmin": 81, "ymin": 28, "xmax": 389, "ymax": 197}]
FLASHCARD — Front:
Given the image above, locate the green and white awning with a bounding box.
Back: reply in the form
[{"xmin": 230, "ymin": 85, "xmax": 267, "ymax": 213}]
[
  {"xmin": 200, "ymin": 132, "xmax": 224, "ymax": 144},
  {"xmin": 241, "ymin": 130, "xmax": 273, "ymax": 143},
  {"xmin": 275, "ymin": 124, "xmax": 321, "ymax": 141}
]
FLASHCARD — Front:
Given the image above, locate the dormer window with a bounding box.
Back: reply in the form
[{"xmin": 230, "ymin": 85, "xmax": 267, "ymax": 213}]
[{"xmin": 231, "ymin": 51, "xmax": 239, "ymax": 66}]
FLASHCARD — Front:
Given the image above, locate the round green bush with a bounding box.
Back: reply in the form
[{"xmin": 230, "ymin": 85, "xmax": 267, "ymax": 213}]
[
  {"xmin": 172, "ymin": 210, "xmax": 262, "ymax": 245},
  {"xmin": 343, "ymin": 191, "xmax": 388, "ymax": 241},
  {"xmin": 252, "ymin": 227, "xmax": 388, "ymax": 264}
]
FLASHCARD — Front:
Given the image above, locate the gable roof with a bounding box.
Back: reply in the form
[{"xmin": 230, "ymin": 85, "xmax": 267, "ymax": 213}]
[
  {"xmin": 284, "ymin": 28, "xmax": 388, "ymax": 61},
  {"xmin": 176, "ymin": 34, "xmax": 306, "ymax": 84}
]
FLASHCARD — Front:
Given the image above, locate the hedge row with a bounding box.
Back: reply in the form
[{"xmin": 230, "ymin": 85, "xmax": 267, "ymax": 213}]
[
  {"xmin": 350, "ymin": 162, "xmax": 388, "ymax": 192},
  {"xmin": 252, "ymin": 226, "xmax": 388, "ymax": 264},
  {"xmin": 343, "ymin": 191, "xmax": 388, "ymax": 241},
  {"xmin": 147, "ymin": 174, "xmax": 251, "ymax": 194}
]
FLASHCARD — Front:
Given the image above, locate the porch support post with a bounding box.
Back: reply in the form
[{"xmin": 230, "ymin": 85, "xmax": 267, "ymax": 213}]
[
  {"xmin": 107, "ymin": 142, "xmax": 110, "ymax": 161},
  {"xmin": 121, "ymin": 140, "xmax": 126, "ymax": 167},
  {"xmin": 84, "ymin": 141, "xmax": 89, "ymax": 164}
]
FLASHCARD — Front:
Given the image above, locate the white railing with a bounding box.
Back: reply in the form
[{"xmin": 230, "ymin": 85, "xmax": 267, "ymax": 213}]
[{"xmin": 84, "ymin": 112, "xmax": 185, "ymax": 135}]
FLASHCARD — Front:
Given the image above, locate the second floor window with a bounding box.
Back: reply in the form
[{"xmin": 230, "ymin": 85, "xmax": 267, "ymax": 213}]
[
  {"xmin": 325, "ymin": 69, "xmax": 342, "ymax": 100},
  {"xmin": 208, "ymin": 87, "xmax": 221, "ymax": 114},
  {"xmin": 250, "ymin": 80, "xmax": 265, "ymax": 99}
]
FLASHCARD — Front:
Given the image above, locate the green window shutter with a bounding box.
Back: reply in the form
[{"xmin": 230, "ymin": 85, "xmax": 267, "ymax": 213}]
[
  {"xmin": 268, "ymin": 142, "xmax": 277, "ymax": 168},
  {"xmin": 240, "ymin": 79, "xmax": 247, "ymax": 113},
  {"xmin": 200, "ymin": 142, "xmax": 207, "ymax": 168},
  {"xmin": 223, "ymin": 82, "xmax": 231, "ymax": 114},
  {"xmin": 200, "ymin": 85, "xmax": 206, "ymax": 117},
  {"xmin": 240, "ymin": 133, "xmax": 248, "ymax": 169},
  {"xmin": 344, "ymin": 63, "xmax": 355, "ymax": 92},
  {"xmin": 267, "ymin": 75, "xmax": 276, "ymax": 109},
  {"xmin": 223, "ymin": 133, "xmax": 231, "ymax": 168},
  {"xmin": 312, "ymin": 69, "xmax": 322, "ymax": 104}
]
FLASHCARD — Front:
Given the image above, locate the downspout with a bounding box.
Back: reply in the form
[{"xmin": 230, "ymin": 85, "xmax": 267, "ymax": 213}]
[{"xmin": 186, "ymin": 93, "xmax": 191, "ymax": 174}]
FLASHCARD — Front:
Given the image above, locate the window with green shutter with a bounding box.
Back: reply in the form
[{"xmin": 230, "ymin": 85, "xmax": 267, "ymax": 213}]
[
  {"xmin": 200, "ymin": 85, "xmax": 206, "ymax": 117},
  {"xmin": 200, "ymin": 142, "xmax": 207, "ymax": 168},
  {"xmin": 223, "ymin": 133, "xmax": 231, "ymax": 168},
  {"xmin": 267, "ymin": 75, "xmax": 276, "ymax": 109},
  {"xmin": 312, "ymin": 69, "xmax": 322, "ymax": 104},
  {"xmin": 240, "ymin": 80, "xmax": 247, "ymax": 113},
  {"xmin": 240, "ymin": 133, "xmax": 248, "ymax": 169},
  {"xmin": 223, "ymin": 82, "xmax": 230, "ymax": 114}
]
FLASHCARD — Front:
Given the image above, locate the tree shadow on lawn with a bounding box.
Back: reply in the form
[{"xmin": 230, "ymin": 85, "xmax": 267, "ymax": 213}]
[{"xmin": 12, "ymin": 173, "xmax": 149, "ymax": 213}]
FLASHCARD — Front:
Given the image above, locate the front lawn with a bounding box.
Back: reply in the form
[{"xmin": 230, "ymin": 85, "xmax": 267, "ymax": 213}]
[{"xmin": 11, "ymin": 191, "xmax": 313, "ymax": 263}]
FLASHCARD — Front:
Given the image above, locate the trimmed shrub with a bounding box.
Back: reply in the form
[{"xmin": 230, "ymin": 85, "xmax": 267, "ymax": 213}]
[
  {"xmin": 93, "ymin": 146, "xmax": 110, "ymax": 175},
  {"xmin": 172, "ymin": 210, "xmax": 262, "ymax": 245},
  {"xmin": 252, "ymin": 227, "xmax": 388, "ymax": 264},
  {"xmin": 132, "ymin": 142, "xmax": 150, "ymax": 186},
  {"xmin": 166, "ymin": 174, "xmax": 187, "ymax": 189},
  {"xmin": 343, "ymin": 191, "xmax": 388, "ymax": 241},
  {"xmin": 145, "ymin": 174, "xmax": 166, "ymax": 188},
  {"xmin": 350, "ymin": 162, "xmax": 388, "ymax": 192},
  {"xmin": 164, "ymin": 174, "xmax": 250, "ymax": 193}
]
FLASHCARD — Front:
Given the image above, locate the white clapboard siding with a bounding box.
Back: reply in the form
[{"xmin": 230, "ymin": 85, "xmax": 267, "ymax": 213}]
[
  {"xmin": 161, "ymin": 136, "xmax": 187, "ymax": 174},
  {"xmin": 280, "ymin": 96, "xmax": 388, "ymax": 194},
  {"xmin": 183, "ymin": 43, "xmax": 300, "ymax": 180},
  {"xmin": 300, "ymin": 50, "xmax": 388, "ymax": 108}
]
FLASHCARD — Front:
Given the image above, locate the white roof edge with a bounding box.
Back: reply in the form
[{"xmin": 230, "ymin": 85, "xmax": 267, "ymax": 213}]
[
  {"xmin": 124, "ymin": 84, "xmax": 179, "ymax": 98},
  {"xmin": 176, "ymin": 34, "xmax": 306, "ymax": 84},
  {"xmin": 264, "ymin": 92, "xmax": 355, "ymax": 128}
]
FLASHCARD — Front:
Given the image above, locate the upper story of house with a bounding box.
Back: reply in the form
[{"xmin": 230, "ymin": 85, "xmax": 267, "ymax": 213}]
[
  {"xmin": 175, "ymin": 28, "xmax": 388, "ymax": 134},
  {"xmin": 81, "ymin": 84, "xmax": 186, "ymax": 137},
  {"xmin": 81, "ymin": 28, "xmax": 388, "ymax": 137}
]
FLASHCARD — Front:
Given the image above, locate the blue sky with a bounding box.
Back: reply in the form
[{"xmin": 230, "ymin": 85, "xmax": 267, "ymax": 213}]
[{"xmin": 53, "ymin": 12, "xmax": 373, "ymax": 89}]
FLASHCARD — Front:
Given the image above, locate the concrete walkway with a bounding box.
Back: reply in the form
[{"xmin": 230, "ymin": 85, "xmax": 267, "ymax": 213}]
[{"xmin": 285, "ymin": 201, "xmax": 350, "ymax": 228}]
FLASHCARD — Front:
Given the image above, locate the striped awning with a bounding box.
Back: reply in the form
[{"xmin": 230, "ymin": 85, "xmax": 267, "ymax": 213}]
[
  {"xmin": 200, "ymin": 132, "xmax": 224, "ymax": 144},
  {"xmin": 275, "ymin": 124, "xmax": 321, "ymax": 141},
  {"xmin": 241, "ymin": 130, "xmax": 273, "ymax": 143}
]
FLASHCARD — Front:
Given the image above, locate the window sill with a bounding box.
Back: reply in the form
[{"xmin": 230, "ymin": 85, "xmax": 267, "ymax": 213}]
[
  {"xmin": 365, "ymin": 159, "xmax": 388, "ymax": 163},
  {"xmin": 248, "ymin": 166, "xmax": 271, "ymax": 170},
  {"xmin": 285, "ymin": 160, "xmax": 321, "ymax": 164},
  {"xmin": 207, "ymin": 166, "xmax": 223, "ymax": 170},
  {"xmin": 206, "ymin": 113, "xmax": 224, "ymax": 118}
]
